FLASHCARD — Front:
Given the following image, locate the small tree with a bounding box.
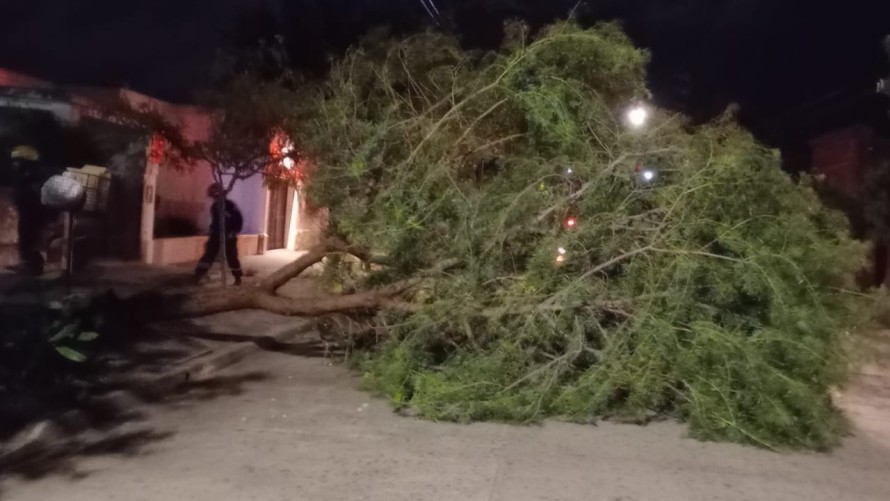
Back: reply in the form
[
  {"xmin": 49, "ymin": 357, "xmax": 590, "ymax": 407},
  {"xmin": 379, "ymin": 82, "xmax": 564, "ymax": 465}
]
[{"xmin": 112, "ymin": 74, "xmax": 299, "ymax": 285}]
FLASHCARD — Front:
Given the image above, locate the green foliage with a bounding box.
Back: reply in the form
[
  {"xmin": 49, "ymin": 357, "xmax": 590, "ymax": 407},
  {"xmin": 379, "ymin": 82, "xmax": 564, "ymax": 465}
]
[
  {"xmin": 45, "ymin": 299, "xmax": 102, "ymax": 363},
  {"xmin": 1, "ymin": 295, "xmax": 105, "ymax": 388},
  {"xmin": 292, "ymin": 22, "xmax": 873, "ymax": 449}
]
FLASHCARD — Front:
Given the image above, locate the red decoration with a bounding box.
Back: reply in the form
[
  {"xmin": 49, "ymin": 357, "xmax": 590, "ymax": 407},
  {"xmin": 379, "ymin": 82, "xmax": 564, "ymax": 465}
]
[
  {"xmin": 268, "ymin": 130, "xmax": 310, "ymax": 185},
  {"xmin": 269, "ymin": 130, "xmax": 290, "ymax": 163},
  {"xmin": 148, "ymin": 133, "xmax": 166, "ymax": 164}
]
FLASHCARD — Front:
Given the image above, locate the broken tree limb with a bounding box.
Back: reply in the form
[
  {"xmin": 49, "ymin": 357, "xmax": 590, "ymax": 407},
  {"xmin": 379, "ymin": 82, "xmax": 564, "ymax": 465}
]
[
  {"xmin": 258, "ymin": 238, "xmax": 391, "ymax": 294},
  {"xmin": 253, "ymin": 278, "xmax": 421, "ymax": 316},
  {"xmin": 259, "ymin": 244, "xmax": 330, "ymax": 294},
  {"xmin": 127, "ymin": 257, "xmax": 463, "ymax": 321}
]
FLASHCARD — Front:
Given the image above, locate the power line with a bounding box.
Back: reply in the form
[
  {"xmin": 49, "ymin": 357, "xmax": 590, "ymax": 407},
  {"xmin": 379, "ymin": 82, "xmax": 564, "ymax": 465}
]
[{"xmin": 761, "ymin": 82, "xmax": 872, "ymax": 126}]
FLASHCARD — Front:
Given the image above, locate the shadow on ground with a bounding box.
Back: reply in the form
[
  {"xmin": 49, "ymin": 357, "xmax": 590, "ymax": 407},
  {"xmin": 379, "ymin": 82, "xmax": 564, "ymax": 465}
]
[
  {"xmin": 0, "ymin": 268, "xmax": 306, "ymax": 482},
  {"xmin": 0, "ymin": 257, "xmax": 348, "ymax": 484},
  {"xmin": 0, "ymin": 371, "xmax": 272, "ymax": 481}
]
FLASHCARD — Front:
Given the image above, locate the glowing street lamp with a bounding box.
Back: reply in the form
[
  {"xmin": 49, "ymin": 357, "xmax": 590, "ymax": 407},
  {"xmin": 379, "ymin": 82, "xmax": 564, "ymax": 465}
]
[
  {"xmin": 281, "ymin": 144, "xmax": 295, "ymax": 169},
  {"xmin": 626, "ymin": 105, "xmax": 649, "ymax": 128}
]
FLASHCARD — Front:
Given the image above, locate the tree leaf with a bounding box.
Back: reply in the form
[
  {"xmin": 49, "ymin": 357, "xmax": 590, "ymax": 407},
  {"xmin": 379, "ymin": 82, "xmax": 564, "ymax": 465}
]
[
  {"xmin": 55, "ymin": 346, "xmax": 87, "ymax": 363},
  {"xmin": 48, "ymin": 323, "xmax": 78, "ymax": 344},
  {"xmin": 78, "ymin": 331, "xmax": 100, "ymax": 342}
]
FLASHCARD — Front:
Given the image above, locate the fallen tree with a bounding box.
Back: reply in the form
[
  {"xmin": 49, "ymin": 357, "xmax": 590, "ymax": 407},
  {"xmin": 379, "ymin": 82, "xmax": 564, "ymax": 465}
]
[
  {"xmin": 133, "ymin": 238, "xmax": 456, "ymax": 320},
  {"xmin": 133, "ymin": 22, "xmax": 873, "ymax": 450}
]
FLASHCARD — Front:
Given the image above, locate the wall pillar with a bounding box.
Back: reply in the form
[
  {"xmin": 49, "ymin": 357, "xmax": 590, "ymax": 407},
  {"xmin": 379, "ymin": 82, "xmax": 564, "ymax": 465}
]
[
  {"xmin": 259, "ymin": 186, "xmax": 271, "ymax": 254},
  {"xmin": 140, "ymin": 162, "xmax": 159, "ymax": 264},
  {"xmin": 286, "ymin": 188, "xmax": 300, "ymax": 251}
]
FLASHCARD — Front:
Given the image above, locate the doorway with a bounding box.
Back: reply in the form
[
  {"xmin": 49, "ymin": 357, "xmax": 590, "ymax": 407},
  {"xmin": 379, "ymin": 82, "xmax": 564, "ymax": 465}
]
[{"xmin": 267, "ymin": 184, "xmax": 288, "ymax": 250}]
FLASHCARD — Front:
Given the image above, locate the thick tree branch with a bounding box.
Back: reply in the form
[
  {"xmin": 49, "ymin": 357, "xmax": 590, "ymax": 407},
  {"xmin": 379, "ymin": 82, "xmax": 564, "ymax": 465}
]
[
  {"xmin": 259, "ymin": 244, "xmax": 332, "ymax": 293},
  {"xmin": 130, "ymin": 257, "xmax": 462, "ymax": 321},
  {"xmin": 259, "ymin": 238, "xmax": 393, "ymax": 294}
]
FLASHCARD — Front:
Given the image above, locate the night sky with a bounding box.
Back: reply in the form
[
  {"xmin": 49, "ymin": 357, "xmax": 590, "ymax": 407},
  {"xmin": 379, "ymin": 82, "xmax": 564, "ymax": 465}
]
[{"xmin": 1, "ymin": 0, "xmax": 890, "ymax": 148}]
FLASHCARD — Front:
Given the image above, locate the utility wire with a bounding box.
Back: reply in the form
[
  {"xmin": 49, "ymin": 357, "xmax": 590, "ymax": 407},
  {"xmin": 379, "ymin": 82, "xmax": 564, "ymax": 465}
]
[{"xmin": 418, "ymin": 0, "xmax": 441, "ymax": 25}]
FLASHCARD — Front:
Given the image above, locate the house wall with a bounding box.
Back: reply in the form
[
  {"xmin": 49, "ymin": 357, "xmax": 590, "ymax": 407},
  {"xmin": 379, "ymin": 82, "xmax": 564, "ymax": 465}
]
[
  {"xmin": 75, "ymin": 117, "xmax": 147, "ymax": 259},
  {"xmin": 150, "ymin": 234, "xmax": 264, "ymax": 266},
  {"xmin": 228, "ymin": 173, "xmax": 266, "ymax": 235},
  {"xmin": 155, "ymin": 161, "xmax": 215, "ymax": 233}
]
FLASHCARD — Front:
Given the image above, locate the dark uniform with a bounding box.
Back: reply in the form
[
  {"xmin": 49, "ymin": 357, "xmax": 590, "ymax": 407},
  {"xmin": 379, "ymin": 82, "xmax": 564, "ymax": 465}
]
[
  {"xmin": 9, "ymin": 148, "xmax": 59, "ymax": 275},
  {"xmin": 195, "ymin": 197, "xmax": 244, "ymax": 284}
]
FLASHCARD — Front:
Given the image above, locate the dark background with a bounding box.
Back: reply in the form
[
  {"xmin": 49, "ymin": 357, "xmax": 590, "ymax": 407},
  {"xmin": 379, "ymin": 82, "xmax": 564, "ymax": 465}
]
[{"xmin": 1, "ymin": 0, "xmax": 890, "ymax": 153}]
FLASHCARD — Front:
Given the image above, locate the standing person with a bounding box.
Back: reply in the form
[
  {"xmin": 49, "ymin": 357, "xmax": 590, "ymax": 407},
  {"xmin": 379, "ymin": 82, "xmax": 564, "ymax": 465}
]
[
  {"xmin": 194, "ymin": 183, "xmax": 244, "ymax": 285},
  {"xmin": 8, "ymin": 146, "xmax": 55, "ymax": 276}
]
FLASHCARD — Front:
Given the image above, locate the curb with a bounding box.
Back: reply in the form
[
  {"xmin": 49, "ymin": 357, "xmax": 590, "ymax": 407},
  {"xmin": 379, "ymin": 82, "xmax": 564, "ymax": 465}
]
[{"xmin": 0, "ymin": 318, "xmax": 318, "ymax": 468}]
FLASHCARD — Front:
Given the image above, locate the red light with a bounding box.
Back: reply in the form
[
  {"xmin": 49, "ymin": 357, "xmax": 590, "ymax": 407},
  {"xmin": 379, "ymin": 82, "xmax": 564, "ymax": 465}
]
[{"xmin": 565, "ymin": 217, "xmax": 577, "ymax": 228}]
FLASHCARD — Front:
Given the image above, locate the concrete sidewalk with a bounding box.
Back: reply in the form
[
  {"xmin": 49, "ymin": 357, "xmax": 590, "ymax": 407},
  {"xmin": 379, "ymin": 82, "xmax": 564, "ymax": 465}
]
[{"xmin": 4, "ymin": 351, "xmax": 890, "ymax": 501}]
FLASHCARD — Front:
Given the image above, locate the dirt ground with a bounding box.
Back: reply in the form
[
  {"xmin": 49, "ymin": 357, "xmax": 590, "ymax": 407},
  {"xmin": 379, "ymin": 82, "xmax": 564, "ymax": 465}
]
[{"xmin": 2, "ymin": 350, "xmax": 890, "ymax": 501}]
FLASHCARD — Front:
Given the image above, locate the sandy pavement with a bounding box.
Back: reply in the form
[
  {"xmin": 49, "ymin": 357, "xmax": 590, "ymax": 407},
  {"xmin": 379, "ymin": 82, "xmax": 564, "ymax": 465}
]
[{"xmin": 3, "ymin": 350, "xmax": 890, "ymax": 501}]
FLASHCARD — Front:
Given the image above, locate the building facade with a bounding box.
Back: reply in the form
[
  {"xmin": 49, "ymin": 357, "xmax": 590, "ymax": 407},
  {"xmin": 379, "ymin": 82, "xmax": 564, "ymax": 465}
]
[{"xmin": 0, "ymin": 68, "xmax": 319, "ymax": 269}]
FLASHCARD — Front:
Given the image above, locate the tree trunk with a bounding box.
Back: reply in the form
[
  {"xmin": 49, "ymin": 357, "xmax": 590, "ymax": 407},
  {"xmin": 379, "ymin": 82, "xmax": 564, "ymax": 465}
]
[
  {"xmin": 125, "ymin": 243, "xmax": 456, "ymax": 322},
  {"xmin": 129, "ymin": 279, "xmax": 419, "ymax": 321}
]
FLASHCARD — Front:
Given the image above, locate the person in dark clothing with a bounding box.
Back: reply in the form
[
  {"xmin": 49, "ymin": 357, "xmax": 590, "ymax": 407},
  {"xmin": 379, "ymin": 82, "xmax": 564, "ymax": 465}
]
[
  {"xmin": 195, "ymin": 183, "xmax": 244, "ymax": 285},
  {"xmin": 8, "ymin": 146, "xmax": 57, "ymax": 276}
]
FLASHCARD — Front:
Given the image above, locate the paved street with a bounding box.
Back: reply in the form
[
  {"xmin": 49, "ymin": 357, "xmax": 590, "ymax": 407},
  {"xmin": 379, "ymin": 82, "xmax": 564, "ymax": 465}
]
[{"xmin": 3, "ymin": 350, "xmax": 890, "ymax": 501}]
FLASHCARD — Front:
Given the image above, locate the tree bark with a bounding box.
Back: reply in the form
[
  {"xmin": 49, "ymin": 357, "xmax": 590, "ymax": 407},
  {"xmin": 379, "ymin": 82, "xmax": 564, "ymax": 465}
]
[
  {"xmin": 259, "ymin": 244, "xmax": 331, "ymax": 293},
  {"xmin": 127, "ymin": 254, "xmax": 459, "ymax": 322}
]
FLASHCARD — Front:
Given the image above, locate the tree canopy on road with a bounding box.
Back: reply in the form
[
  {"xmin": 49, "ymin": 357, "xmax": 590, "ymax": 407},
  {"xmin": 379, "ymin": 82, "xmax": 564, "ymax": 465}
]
[
  {"xmin": 123, "ymin": 21, "xmax": 875, "ymax": 451},
  {"xmin": 278, "ymin": 21, "xmax": 873, "ymax": 450}
]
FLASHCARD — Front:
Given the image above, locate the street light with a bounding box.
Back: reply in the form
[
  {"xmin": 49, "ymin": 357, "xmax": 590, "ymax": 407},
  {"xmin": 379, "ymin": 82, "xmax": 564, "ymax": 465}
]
[
  {"xmin": 556, "ymin": 247, "xmax": 567, "ymax": 264},
  {"xmin": 626, "ymin": 105, "xmax": 649, "ymax": 128},
  {"xmin": 281, "ymin": 144, "xmax": 295, "ymax": 169}
]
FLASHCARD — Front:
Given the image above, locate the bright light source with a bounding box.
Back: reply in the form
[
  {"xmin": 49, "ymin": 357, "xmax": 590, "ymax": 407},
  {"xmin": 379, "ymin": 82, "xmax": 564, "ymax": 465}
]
[
  {"xmin": 566, "ymin": 167, "xmax": 573, "ymax": 175},
  {"xmin": 565, "ymin": 217, "xmax": 577, "ymax": 228},
  {"xmin": 556, "ymin": 255, "xmax": 566, "ymax": 263},
  {"xmin": 557, "ymin": 247, "xmax": 567, "ymax": 255},
  {"xmin": 627, "ymin": 105, "xmax": 648, "ymax": 128},
  {"xmin": 280, "ymin": 142, "xmax": 295, "ymax": 169},
  {"xmin": 641, "ymin": 169, "xmax": 655, "ymax": 182}
]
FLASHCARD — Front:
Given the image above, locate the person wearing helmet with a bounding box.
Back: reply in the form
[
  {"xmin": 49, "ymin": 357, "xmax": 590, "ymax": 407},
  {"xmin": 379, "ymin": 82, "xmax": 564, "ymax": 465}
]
[
  {"xmin": 8, "ymin": 145, "xmax": 55, "ymax": 275},
  {"xmin": 194, "ymin": 183, "xmax": 244, "ymax": 285}
]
